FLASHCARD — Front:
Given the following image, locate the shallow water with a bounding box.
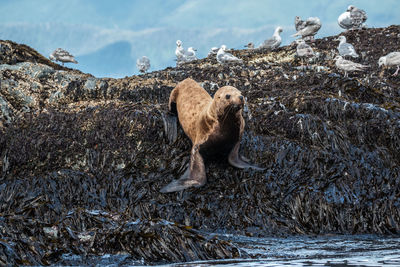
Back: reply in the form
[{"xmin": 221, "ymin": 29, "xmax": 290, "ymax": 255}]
[{"xmin": 59, "ymin": 234, "xmax": 400, "ymax": 266}]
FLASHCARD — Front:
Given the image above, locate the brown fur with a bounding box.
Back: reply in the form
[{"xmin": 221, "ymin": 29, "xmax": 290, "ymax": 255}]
[
  {"xmin": 161, "ymin": 78, "xmax": 262, "ymax": 193},
  {"xmin": 169, "ymin": 78, "xmax": 244, "ymax": 145}
]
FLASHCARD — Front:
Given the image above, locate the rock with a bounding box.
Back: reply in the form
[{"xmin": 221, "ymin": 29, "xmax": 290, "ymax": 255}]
[
  {"xmin": 0, "ymin": 62, "xmax": 55, "ymax": 79},
  {"xmin": 0, "ymin": 96, "xmax": 13, "ymax": 124}
]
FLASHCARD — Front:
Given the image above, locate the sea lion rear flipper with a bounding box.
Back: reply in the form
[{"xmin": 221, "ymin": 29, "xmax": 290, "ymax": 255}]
[
  {"xmin": 228, "ymin": 143, "xmax": 265, "ymax": 171},
  {"xmin": 160, "ymin": 145, "xmax": 206, "ymax": 193},
  {"xmin": 162, "ymin": 112, "xmax": 178, "ymax": 144}
]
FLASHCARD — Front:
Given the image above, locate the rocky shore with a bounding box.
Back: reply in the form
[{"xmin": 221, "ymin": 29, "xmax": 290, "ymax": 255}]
[{"xmin": 0, "ymin": 25, "xmax": 399, "ymax": 265}]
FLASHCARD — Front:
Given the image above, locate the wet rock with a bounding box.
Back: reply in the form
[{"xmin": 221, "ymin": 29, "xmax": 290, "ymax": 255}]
[
  {"xmin": 0, "ymin": 95, "xmax": 13, "ymax": 124},
  {"xmin": 0, "ymin": 206, "xmax": 241, "ymax": 265},
  {"xmin": 0, "ymin": 62, "xmax": 55, "ymax": 80}
]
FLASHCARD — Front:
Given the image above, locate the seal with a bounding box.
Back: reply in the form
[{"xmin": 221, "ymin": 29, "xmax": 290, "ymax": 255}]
[{"xmin": 161, "ymin": 78, "xmax": 263, "ymax": 193}]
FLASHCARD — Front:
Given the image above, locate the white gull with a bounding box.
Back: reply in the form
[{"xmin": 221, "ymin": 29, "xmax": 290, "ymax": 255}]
[
  {"xmin": 216, "ymin": 45, "xmax": 243, "ymax": 64},
  {"xmin": 49, "ymin": 48, "xmax": 78, "ymax": 66},
  {"xmin": 292, "ymin": 17, "xmax": 321, "ymax": 42},
  {"xmin": 136, "ymin": 56, "xmax": 150, "ymax": 73},
  {"xmin": 259, "ymin": 27, "xmax": 283, "ymax": 50},
  {"xmin": 338, "ymin": 5, "xmax": 367, "ymax": 30},
  {"xmin": 296, "ymin": 39, "xmax": 314, "ymax": 67},
  {"xmin": 335, "ymin": 55, "xmax": 368, "ymax": 77},
  {"xmin": 335, "ymin": 36, "xmax": 359, "ymax": 58},
  {"xmin": 378, "ymin": 52, "xmax": 400, "ymax": 76}
]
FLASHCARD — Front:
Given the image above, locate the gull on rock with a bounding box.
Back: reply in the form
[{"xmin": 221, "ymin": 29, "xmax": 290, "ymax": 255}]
[
  {"xmin": 259, "ymin": 27, "xmax": 283, "ymax": 50},
  {"xmin": 136, "ymin": 56, "xmax": 150, "ymax": 73},
  {"xmin": 334, "ymin": 55, "xmax": 368, "ymax": 77},
  {"xmin": 49, "ymin": 48, "xmax": 78, "ymax": 66},
  {"xmin": 294, "ymin": 16, "xmax": 307, "ymax": 32},
  {"xmin": 292, "ymin": 17, "xmax": 321, "ymax": 41},
  {"xmin": 244, "ymin": 42, "xmax": 254, "ymax": 49},
  {"xmin": 217, "ymin": 45, "xmax": 243, "ymax": 64},
  {"xmin": 175, "ymin": 40, "xmax": 197, "ymax": 63},
  {"xmin": 378, "ymin": 52, "xmax": 400, "ymax": 76},
  {"xmin": 338, "ymin": 5, "xmax": 367, "ymax": 30},
  {"xmin": 335, "ymin": 36, "xmax": 359, "ymax": 58},
  {"xmin": 183, "ymin": 47, "xmax": 197, "ymax": 62},
  {"xmin": 296, "ymin": 39, "xmax": 314, "ymax": 67},
  {"xmin": 207, "ymin": 47, "xmax": 219, "ymax": 57},
  {"xmin": 175, "ymin": 40, "xmax": 185, "ymax": 63}
]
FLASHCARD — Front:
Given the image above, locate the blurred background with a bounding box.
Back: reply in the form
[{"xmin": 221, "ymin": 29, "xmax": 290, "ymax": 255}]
[{"xmin": 1, "ymin": 0, "xmax": 399, "ymax": 78}]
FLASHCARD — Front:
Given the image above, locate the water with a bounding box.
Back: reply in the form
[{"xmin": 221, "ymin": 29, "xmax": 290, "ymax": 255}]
[{"xmin": 59, "ymin": 235, "xmax": 400, "ymax": 266}]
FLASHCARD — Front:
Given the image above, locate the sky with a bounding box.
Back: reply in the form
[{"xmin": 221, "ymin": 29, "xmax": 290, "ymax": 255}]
[{"xmin": 0, "ymin": 0, "xmax": 399, "ymax": 78}]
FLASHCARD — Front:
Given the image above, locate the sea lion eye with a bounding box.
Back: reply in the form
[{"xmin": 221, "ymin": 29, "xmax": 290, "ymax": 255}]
[{"xmin": 225, "ymin": 94, "xmax": 231, "ymax": 100}]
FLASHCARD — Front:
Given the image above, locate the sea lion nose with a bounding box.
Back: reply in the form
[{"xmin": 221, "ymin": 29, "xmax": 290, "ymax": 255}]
[
  {"xmin": 232, "ymin": 103, "xmax": 241, "ymax": 110},
  {"xmin": 239, "ymin": 95, "xmax": 244, "ymax": 102}
]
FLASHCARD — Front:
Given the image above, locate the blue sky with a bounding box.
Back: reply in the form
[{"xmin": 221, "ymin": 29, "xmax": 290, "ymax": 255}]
[{"xmin": 0, "ymin": 0, "xmax": 399, "ymax": 77}]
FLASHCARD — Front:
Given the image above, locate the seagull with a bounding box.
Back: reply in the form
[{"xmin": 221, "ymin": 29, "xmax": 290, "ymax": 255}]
[
  {"xmin": 136, "ymin": 56, "xmax": 150, "ymax": 73},
  {"xmin": 378, "ymin": 52, "xmax": 400, "ymax": 76},
  {"xmin": 334, "ymin": 36, "xmax": 359, "ymax": 58},
  {"xmin": 217, "ymin": 45, "xmax": 243, "ymax": 64},
  {"xmin": 296, "ymin": 39, "xmax": 314, "ymax": 67},
  {"xmin": 292, "ymin": 17, "xmax": 321, "ymax": 42},
  {"xmin": 338, "ymin": 5, "xmax": 367, "ymax": 30},
  {"xmin": 334, "ymin": 55, "xmax": 368, "ymax": 77},
  {"xmin": 294, "ymin": 16, "xmax": 307, "ymax": 32},
  {"xmin": 259, "ymin": 26, "xmax": 283, "ymax": 50},
  {"xmin": 175, "ymin": 40, "xmax": 185, "ymax": 63},
  {"xmin": 244, "ymin": 42, "xmax": 255, "ymax": 49},
  {"xmin": 183, "ymin": 47, "xmax": 197, "ymax": 62},
  {"xmin": 207, "ymin": 47, "xmax": 219, "ymax": 57},
  {"xmin": 49, "ymin": 48, "xmax": 78, "ymax": 66}
]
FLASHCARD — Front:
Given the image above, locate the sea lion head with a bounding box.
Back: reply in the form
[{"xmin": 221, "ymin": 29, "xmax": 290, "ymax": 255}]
[{"xmin": 212, "ymin": 86, "xmax": 244, "ymax": 117}]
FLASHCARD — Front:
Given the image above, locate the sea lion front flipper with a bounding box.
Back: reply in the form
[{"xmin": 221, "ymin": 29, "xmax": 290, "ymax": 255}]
[
  {"xmin": 160, "ymin": 145, "xmax": 206, "ymax": 193},
  {"xmin": 162, "ymin": 112, "xmax": 178, "ymax": 144},
  {"xmin": 228, "ymin": 142, "xmax": 265, "ymax": 171}
]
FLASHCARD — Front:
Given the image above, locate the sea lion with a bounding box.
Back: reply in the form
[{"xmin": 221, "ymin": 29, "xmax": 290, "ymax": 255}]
[{"xmin": 161, "ymin": 78, "xmax": 263, "ymax": 193}]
